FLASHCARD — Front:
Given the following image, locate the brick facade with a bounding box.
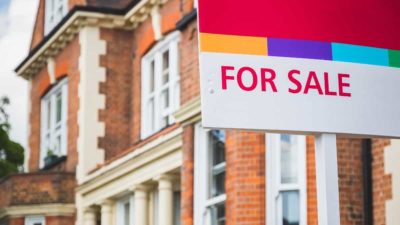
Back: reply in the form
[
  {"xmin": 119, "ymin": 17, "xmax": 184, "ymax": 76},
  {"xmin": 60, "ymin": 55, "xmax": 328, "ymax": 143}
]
[
  {"xmin": 28, "ymin": 37, "xmax": 80, "ymax": 173},
  {"xmin": 226, "ymin": 131, "xmax": 265, "ymax": 225}
]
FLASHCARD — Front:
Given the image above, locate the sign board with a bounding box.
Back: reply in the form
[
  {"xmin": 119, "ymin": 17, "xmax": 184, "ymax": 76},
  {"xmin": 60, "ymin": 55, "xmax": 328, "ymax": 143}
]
[{"xmin": 197, "ymin": 0, "xmax": 400, "ymax": 138}]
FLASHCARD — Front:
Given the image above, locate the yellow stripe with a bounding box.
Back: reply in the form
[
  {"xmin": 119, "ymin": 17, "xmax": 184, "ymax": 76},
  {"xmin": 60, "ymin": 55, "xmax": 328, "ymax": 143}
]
[{"xmin": 200, "ymin": 33, "xmax": 268, "ymax": 55}]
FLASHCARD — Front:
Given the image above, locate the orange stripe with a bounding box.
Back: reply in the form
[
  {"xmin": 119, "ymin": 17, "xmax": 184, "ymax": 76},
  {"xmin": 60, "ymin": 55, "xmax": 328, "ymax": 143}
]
[{"xmin": 200, "ymin": 33, "xmax": 268, "ymax": 55}]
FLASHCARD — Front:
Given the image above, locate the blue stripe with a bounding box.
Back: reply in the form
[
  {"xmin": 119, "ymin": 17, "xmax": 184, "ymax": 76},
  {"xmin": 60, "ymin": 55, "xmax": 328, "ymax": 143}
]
[{"xmin": 332, "ymin": 43, "xmax": 389, "ymax": 66}]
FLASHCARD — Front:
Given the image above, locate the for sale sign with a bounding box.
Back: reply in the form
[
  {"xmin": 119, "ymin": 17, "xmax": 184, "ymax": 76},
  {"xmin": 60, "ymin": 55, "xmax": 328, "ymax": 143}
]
[{"xmin": 197, "ymin": 0, "xmax": 400, "ymax": 137}]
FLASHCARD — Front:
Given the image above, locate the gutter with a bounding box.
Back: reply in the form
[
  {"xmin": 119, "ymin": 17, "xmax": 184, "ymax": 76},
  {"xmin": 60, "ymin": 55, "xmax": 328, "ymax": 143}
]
[{"xmin": 362, "ymin": 139, "xmax": 373, "ymax": 225}]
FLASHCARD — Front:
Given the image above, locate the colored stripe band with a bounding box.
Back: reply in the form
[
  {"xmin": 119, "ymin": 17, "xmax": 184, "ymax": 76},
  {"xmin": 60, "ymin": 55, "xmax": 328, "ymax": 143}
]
[{"xmin": 200, "ymin": 33, "xmax": 400, "ymax": 68}]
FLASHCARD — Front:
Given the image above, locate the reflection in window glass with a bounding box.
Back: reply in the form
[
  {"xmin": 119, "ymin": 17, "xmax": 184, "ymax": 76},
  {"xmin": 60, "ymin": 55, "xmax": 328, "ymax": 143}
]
[
  {"xmin": 124, "ymin": 202, "xmax": 130, "ymax": 225},
  {"xmin": 211, "ymin": 203, "xmax": 226, "ymax": 225},
  {"xmin": 162, "ymin": 51, "xmax": 169, "ymax": 85},
  {"xmin": 56, "ymin": 92, "xmax": 62, "ymax": 123},
  {"xmin": 209, "ymin": 130, "xmax": 226, "ymax": 198},
  {"xmin": 282, "ymin": 191, "xmax": 300, "ymax": 225},
  {"xmin": 280, "ymin": 134, "xmax": 298, "ymax": 184},
  {"xmin": 150, "ymin": 60, "xmax": 155, "ymax": 93}
]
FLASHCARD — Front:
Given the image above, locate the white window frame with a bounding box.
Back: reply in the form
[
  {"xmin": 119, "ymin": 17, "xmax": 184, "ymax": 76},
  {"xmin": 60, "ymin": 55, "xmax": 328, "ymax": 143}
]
[
  {"xmin": 25, "ymin": 216, "xmax": 45, "ymax": 225},
  {"xmin": 194, "ymin": 123, "xmax": 226, "ymax": 225},
  {"xmin": 40, "ymin": 78, "xmax": 68, "ymax": 168},
  {"xmin": 266, "ymin": 134, "xmax": 307, "ymax": 225},
  {"xmin": 141, "ymin": 31, "xmax": 181, "ymax": 139},
  {"xmin": 116, "ymin": 195, "xmax": 135, "ymax": 225},
  {"xmin": 44, "ymin": 0, "xmax": 68, "ymax": 35}
]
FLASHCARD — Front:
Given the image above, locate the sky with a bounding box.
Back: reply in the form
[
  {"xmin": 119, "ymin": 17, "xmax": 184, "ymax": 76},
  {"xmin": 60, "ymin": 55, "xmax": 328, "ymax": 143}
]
[{"xmin": 0, "ymin": 0, "xmax": 39, "ymax": 150}]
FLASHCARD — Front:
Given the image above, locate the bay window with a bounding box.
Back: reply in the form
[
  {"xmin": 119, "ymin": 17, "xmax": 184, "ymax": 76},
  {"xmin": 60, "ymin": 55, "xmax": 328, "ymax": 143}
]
[
  {"xmin": 45, "ymin": 0, "xmax": 68, "ymax": 34},
  {"xmin": 266, "ymin": 134, "xmax": 307, "ymax": 225},
  {"xmin": 40, "ymin": 78, "xmax": 68, "ymax": 168},
  {"xmin": 194, "ymin": 123, "xmax": 226, "ymax": 225},
  {"xmin": 141, "ymin": 32, "xmax": 180, "ymax": 139}
]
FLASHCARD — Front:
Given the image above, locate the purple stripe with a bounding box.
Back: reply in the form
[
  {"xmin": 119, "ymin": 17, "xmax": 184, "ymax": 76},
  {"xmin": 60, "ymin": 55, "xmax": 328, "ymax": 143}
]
[{"xmin": 268, "ymin": 38, "xmax": 332, "ymax": 60}]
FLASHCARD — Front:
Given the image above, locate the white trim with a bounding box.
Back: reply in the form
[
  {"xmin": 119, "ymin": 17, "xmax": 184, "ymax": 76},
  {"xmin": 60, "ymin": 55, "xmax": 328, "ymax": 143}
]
[
  {"xmin": 25, "ymin": 215, "xmax": 45, "ymax": 225},
  {"xmin": 151, "ymin": 6, "xmax": 162, "ymax": 40},
  {"xmin": 0, "ymin": 204, "xmax": 75, "ymax": 219},
  {"xmin": 194, "ymin": 123, "xmax": 226, "ymax": 225},
  {"xmin": 141, "ymin": 31, "xmax": 181, "ymax": 139},
  {"xmin": 266, "ymin": 134, "xmax": 307, "ymax": 225}
]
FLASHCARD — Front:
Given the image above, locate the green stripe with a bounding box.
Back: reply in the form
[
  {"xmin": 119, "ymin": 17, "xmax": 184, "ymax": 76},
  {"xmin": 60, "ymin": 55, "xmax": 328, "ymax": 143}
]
[{"xmin": 389, "ymin": 50, "xmax": 400, "ymax": 68}]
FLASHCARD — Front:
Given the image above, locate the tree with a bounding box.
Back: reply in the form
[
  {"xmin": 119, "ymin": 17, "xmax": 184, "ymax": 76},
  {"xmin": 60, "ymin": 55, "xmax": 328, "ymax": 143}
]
[{"xmin": 0, "ymin": 96, "xmax": 24, "ymax": 178}]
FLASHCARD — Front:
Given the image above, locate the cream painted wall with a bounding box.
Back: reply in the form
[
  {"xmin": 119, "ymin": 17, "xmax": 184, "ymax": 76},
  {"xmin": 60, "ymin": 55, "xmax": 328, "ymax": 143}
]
[{"xmin": 384, "ymin": 139, "xmax": 400, "ymax": 225}]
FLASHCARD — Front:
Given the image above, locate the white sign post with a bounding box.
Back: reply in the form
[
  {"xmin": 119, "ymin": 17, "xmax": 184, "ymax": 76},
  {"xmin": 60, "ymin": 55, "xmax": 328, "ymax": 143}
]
[{"xmin": 315, "ymin": 134, "xmax": 340, "ymax": 225}]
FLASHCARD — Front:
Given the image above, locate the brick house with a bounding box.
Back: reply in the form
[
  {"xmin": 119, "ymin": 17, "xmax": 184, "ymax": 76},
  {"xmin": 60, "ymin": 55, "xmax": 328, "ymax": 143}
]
[{"xmin": 0, "ymin": 0, "xmax": 399, "ymax": 225}]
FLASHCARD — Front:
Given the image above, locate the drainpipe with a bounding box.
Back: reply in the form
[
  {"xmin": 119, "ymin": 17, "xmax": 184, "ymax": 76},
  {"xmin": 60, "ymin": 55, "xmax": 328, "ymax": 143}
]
[{"xmin": 362, "ymin": 139, "xmax": 373, "ymax": 225}]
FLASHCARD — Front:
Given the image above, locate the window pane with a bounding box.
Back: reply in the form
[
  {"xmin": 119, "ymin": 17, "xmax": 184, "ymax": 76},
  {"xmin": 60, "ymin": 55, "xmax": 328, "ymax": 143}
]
[
  {"xmin": 47, "ymin": 100, "xmax": 51, "ymax": 129},
  {"xmin": 211, "ymin": 203, "xmax": 226, "ymax": 225},
  {"xmin": 124, "ymin": 202, "xmax": 130, "ymax": 225},
  {"xmin": 162, "ymin": 51, "xmax": 169, "ymax": 85},
  {"xmin": 161, "ymin": 89, "xmax": 169, "ymax": 110},
  {"xmin": 148, "ymin": 98, "xmax": 155, "ymax": 131},
  {"xmin": 280, "ymin": 134, "xmax": 298, "ymax": 184},
  {"xmin": 56, "ymin": 92, "xmax": 62, "ymax": 123},
  {"xmin": 150, "ymin": 60, "xmax": 155, "ymax": 93},
  {"xmin": 55, "ymin": 135, "xmax": 61, "ymax": 155},
  {"xmin": 212, "ymin": 171, "xmax": 225, "ymax": 197},
  {"xmin": 173, "ymin": 192, "xmax": 181, "ymax": 225},
  {"xmin": 282, "ymin": 191, "xmax": 300, "ymax": 225},
  {"xmin": 209, "ymin": 130, "xmax": 226, "ymax": 197},
  {"xmin": 210, "ymin": 130, "xmax": 225, "ymax": 166}
]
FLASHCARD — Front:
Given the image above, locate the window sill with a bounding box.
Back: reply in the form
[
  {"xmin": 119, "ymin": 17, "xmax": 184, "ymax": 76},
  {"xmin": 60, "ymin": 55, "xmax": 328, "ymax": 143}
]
[{"xmin": 41, "ymin": 155, "xmax": 67, "ymax": 171}]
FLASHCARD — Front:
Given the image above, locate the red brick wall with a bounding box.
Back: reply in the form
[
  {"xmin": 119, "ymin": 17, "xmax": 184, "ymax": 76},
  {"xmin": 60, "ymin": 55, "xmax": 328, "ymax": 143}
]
[
  {"xmin": 306, "ymin": 136, "xmax": 318, "ymax": 225},
  {"xmin": 28, "ymin": 37, "xmax": 80, "ymax": 172},
  {"xmin": 99, "ymin": 28, "xmax": 133, "ymax": 160},
  {"xmin": 6, "ymin": 217, "xmax": 24, "ymax": 225},
  {"xmin": 47, "ymin": 215, "xmax": 75, "ymax": 225},
  {"xmin": 0, "ymin": 172, "xmax": 75, "ymax": 207},
  {"xmin": 372, "ymin": 139, "xmax": 392, "ymax": 225},
  {"xmin": 30, "ymin": 0, "xmax": 45, "ymax": 50},
  {"xmin": 181, "ymin": 125, "xmax": 194, "ymax": 225},
  {"xmin": 306, "ymin": 137, "xmax": 366, "ymax": 225},
  {"xmin": 226, "ymin": 131, "xmax": 265, "ymax": 225},
  {"xmin": 179, "ymin": 20, "xmax": 199, "ymax": 105},
  {"xmin": 28, "ymin": 66, "xmax": 49, "ymax": 171},
  {"xmin": 337, "ymin": 138, "xmax": 364, "ymax": 225}
]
